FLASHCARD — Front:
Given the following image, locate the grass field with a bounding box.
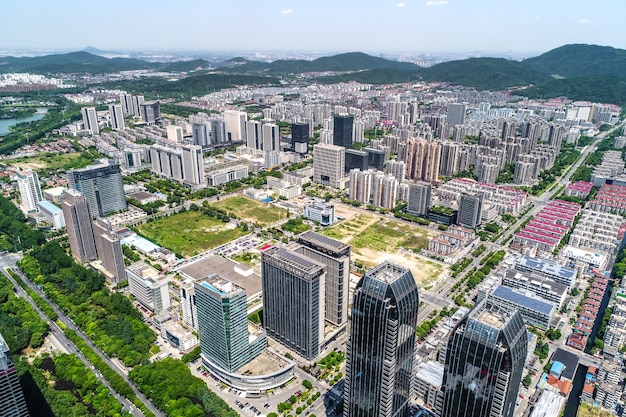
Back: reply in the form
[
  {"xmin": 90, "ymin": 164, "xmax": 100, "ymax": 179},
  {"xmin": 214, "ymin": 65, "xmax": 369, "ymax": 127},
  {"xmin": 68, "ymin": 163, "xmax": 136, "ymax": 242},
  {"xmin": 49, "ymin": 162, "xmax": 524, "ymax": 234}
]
[
  {"xmin": 7, "ymin": 152, "xmax": 98, "ymax": 171},
  {"xmin": 322, "ymin": 209, "xmax": 442, "ymax": 285},
  {"xmin": 136, "ymin": 211, "xmax": 247, "ymax": 257},
  {"xmin": 577, "ymin": 403, "xmax": 612, "ymax": 417},
  {"xmin": 210, "ymin": 196, "xmax": 288, "ymax": 226}
]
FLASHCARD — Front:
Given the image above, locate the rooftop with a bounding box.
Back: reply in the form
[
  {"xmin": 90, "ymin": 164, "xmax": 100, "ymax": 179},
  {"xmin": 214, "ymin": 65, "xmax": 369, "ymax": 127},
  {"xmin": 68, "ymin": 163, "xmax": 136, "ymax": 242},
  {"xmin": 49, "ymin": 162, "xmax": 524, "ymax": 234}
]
[
  {"xmin": 180, "ymin": 255, "xmax": 262, "ymax": 296},
  {"xmin": 368, "ymin": 261, "xmax": 410, "ymax": 284},
  {"xmin": 297, "ymin": 230, "xmax": 349, "ymax": 255},
  {"xmin": 517, "ymin": 256, "xmax": 576, "ymax": 280},
  {"xmin": 235, "ymin": 349, "xmax": 291, "ymax": 376},
  {"xmin": 491, "ymin": 286, "xmax": 556, "ymax": 316}
]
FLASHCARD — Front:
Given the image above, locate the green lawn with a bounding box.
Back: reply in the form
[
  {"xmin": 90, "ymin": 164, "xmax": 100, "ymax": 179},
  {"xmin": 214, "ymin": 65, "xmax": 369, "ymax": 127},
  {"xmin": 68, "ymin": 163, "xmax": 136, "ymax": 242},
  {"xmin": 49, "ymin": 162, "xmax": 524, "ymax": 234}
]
[
  {"xmin": 210, "ymin": 196, "xmax": 288, "ymax": 225},
  {"xmin": 8, "ymin": 152, "xmax": 99, "ymax": 171},
  {"xmin": 136, "ymin": 211, "xmax": 246, "ymax": 257},
  {"xmin": 322, "ymin": 214, "xmax": 374, "ymax": 241},
  {"xmin": 350, "ymin": 218, "xmax": 430, "ymax": 252}
]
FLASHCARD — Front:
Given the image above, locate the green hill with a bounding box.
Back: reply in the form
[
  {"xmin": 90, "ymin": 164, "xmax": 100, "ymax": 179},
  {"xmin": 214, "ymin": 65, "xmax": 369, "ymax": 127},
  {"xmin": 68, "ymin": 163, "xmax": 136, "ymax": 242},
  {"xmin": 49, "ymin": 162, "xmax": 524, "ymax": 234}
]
[
  {"xmin": 96, "ymin": 73, "xmax": 280, "ymax": 100},
  {"xmin": 316, "ymin": 68, "xmax": 420, "ymax": 84},
  {"xmin": 420, "ymin": 57, "xmax": 552, "ymax": 90},
  {"xmin": 0, "ymin": 51, "xmax": 157, "ymax": 74},
  {"xmin": 523, "ymin": 44, "xmax": 626, "ymax": 78},
  {"xmin": 514, "ymin": 74, "xmax": 626, "ymax": 104},
  {"xmin": 224, "ymin": 52, "xmax": 419, "ymax": 74},
  {"xmin": 161, "ymin": 59, "xmax": 212, "ymax": 72}
]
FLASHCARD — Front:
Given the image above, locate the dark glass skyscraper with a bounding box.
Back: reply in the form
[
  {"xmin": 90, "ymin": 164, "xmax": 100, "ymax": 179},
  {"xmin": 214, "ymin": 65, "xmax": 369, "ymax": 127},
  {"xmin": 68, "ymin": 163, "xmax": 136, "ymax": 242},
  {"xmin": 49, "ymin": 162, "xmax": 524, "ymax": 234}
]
[
  {"xmin": 67, "ymin": 159, "xmax": 127, "ymax": 217},
  {"xmin": 333, "ymin": 114, "xmax": 354, "ymax": 149},
  {"xmin": 344, "ymin": 261, "xmax": 419, "ymax": 417},
  {"xmin": 0, "ymin": 332, "xmax": 29, "ymax": 417},
  {"xmin": 441, "ymin": 299, "xmax": 527, "ymax": 417},
  {"xmin": 291, "ymin": 122, "xmax": 309, "ymax": 154}
]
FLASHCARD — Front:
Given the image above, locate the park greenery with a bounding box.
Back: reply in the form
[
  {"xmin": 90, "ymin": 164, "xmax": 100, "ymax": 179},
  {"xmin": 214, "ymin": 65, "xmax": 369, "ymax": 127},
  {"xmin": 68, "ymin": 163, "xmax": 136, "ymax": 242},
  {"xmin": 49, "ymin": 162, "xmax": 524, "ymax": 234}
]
[
  {"xmin": 18, "ymin": 241, "xmax": 156, "ymax": 367},
  {"xmin": 129, "ymin": 358, "xmax": 238, "ymax": 417},
  {"xmin": 0, "ymin": 273, "xmax": 49, "ymax": 353},
  {"xmin": 0, "ymin": 194, "xmax": 46, "ymax": 251},
  {"xmin": 282, "ymin": 217, "xmax": 311, "ymax": 234}
]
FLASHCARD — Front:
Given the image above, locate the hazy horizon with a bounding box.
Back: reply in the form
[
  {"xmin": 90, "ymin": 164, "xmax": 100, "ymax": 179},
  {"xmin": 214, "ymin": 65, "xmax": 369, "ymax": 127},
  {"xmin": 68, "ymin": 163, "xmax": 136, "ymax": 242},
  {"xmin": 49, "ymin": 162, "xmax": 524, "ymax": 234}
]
[{"xmin": 2, "ymin": 0, "xmax": 625, "ymax": 56}]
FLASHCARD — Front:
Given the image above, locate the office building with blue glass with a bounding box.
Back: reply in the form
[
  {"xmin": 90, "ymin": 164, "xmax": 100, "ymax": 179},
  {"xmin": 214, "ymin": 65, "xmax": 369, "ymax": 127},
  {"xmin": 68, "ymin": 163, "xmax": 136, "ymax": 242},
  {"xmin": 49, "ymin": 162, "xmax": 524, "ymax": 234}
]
[{"xmin": 195, "ymin": 275, "xmax": 266, "ymax": 373}]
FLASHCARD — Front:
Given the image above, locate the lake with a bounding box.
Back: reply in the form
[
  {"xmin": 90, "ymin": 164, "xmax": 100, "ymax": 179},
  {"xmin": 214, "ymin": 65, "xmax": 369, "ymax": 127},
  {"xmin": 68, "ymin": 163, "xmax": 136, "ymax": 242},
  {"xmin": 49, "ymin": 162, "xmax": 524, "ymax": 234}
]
[{"xmin": 0, "ymin": 109, "xmax": 48, "ymax": 135}]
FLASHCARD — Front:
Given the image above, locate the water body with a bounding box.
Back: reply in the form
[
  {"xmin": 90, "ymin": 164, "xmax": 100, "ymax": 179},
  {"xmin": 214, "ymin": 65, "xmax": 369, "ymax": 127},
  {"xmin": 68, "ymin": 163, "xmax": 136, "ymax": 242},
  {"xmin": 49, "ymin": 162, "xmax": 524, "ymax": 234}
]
[
  {"xmin": 0, "ymin": 109, "xmax": 48, "ymax": 135},
  {"xmin": 562, "ymin": 365, "xmax": 587, "ymax": 417}
]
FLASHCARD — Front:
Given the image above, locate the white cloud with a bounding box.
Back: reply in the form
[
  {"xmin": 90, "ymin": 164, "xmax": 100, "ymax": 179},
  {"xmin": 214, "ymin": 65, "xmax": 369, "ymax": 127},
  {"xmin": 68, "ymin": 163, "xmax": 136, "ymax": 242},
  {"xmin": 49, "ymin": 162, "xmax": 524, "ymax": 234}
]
[
  {"xmin": 578, "ymin": 18, "xmax": 593, "ymax": 25},
  {"xmin": 281, "ymin": 9, "xmax": 293, "ymax": 15},
  {"xmin": 425, "ymin": 0, "xmax": 448, "ymax": 6},
  {"xmin": 397, "ymin": 2, "xmax": 406, "ymax": 7}
]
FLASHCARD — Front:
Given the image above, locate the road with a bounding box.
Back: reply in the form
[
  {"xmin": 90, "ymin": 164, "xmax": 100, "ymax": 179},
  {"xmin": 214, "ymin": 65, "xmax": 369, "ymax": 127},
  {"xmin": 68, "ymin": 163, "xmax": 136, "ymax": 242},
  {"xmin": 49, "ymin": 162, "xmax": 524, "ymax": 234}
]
[
  {"xmin": 1, "ymin": 267, "xmax": 144, "ymax": 416},
  {"xmin": 6, "ymin": 262, "xmax": 166, "ymax": 417}
]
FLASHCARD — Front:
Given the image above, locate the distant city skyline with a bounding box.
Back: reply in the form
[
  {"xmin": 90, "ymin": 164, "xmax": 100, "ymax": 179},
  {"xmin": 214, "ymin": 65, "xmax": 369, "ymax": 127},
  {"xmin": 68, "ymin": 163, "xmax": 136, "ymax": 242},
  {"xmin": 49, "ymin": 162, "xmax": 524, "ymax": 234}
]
[{"xmin": 2, "ymin": 0, "xmax": 626, "ymax": 57}]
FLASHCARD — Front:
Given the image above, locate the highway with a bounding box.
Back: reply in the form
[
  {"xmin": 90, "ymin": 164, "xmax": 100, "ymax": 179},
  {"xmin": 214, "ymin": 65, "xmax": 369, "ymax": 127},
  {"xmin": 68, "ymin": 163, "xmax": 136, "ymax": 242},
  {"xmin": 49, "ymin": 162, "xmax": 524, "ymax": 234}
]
[
  {"xmin": 4, "ymin": 261, "xmax": 166, "ymax": 417},
  {"xmin": 1, "ymin": 266, "xmax": 145, "ymax": 416}
]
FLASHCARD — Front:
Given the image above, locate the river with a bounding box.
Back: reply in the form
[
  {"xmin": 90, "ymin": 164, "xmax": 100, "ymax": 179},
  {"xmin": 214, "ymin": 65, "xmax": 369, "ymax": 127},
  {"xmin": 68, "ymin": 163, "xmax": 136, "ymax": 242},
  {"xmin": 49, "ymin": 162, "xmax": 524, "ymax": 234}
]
[{"xmin": 0, "ymin": 109, "xmax": 48, "ymax": 135}]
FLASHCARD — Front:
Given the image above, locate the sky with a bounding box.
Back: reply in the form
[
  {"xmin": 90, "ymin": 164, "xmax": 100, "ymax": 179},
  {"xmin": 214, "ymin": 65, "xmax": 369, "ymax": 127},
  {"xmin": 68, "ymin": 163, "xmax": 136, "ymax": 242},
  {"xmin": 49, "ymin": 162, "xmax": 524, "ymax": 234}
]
[{"xmin": 3, "ymin": 0, "xmax": 626, "ymax": 56}]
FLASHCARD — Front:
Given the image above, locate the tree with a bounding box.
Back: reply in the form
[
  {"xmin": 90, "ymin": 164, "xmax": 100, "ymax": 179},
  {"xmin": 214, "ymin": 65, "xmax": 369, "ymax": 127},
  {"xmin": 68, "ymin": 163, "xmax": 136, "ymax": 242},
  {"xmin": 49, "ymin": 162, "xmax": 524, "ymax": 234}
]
[
  {"xmin": 522, "ymin": 374, "xmax": 533, "ymax": 388},
  {"xmin": 302, "ymin": 379, "xmax": 313, "ymax": 390}
]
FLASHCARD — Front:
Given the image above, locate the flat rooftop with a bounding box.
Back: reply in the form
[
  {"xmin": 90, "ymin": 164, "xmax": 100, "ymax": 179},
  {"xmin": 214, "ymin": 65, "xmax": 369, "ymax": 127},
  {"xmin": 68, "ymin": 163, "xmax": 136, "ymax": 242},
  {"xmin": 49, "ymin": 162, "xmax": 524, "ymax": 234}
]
[
  {"xmin": 262, "ymin": 246, "xmax": 325, "ymax": 275},
  {"xmin": 517, "ymin": 256, "xmax": 576, "ymax": 280},
  {"xmin": 297, "ymin": 230, "xmax": 349, "ymax": 255},
  {"xmin": 236, "ymin": 350, "xmax": 291, "ymax": 376},
  {"xmin": 551, "ymin": 348, "xmax": 579, "ymax": 381},
  {"xmin": 180, "ymin": 255, "xmax": 262, "ymax": 296},
  {"xmin": 491, "ymin": 286, "xmax": 556, "ymax": 316}
]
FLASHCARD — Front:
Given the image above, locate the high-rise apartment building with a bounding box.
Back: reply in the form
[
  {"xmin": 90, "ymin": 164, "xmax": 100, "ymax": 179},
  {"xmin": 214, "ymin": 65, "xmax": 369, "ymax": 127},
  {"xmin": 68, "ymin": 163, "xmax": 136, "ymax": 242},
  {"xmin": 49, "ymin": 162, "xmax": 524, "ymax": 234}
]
[
  {"xmin": 166, "ymin": 125, "xmax": 184, "ymax": 142},
  {"xmin": 295, "ymin": 231, "xmax": 350, "ymax": 326},
  {"xmin": 150, "ymin": 142, "xmax": 206, "ymax": 188},
  {"xmin": 333, "ymin": 114, "xmax": 354, "ymax": 148},
  {"xmin": 120, "ymin": 93, "xmax": 133, "ymax": 116},
  {"xmin": 195, "ymin": 275, "xmax": 266, "ymax": 373},
  {"xmin": 447, "ymin": 103, "xmax": 468, "ymax": 127},
  {"xmin": 132, "ymin": 95, "xmax": 145, "ymax": 117},
  {"xmin": 407, "ymin": 181, "xmax": 432, "ymax": 217},
  {"xmin": 81, "ymin": 106, "xmax": 99, "ymax": 135},
  {"xmin": 140, "ymin": 101, "xmax": 161, "ymax": 125},
  {"xmin": 15, "ymin": 169, "xmax": 43, "ymax": 213},
  {"xmin": 108, "ymin": 104, "xmax": 125, "ymax": 131},
  {"xmin": 440, "ymin": 299, "xmax": 527, "ymax": 417},
  {"xmin": 344, "ymin": 262, "xmax": 420, "ymax": 417},
  {"xmin": 291, "ymin": 122, "xmax": 309, "ymax": 154},
  {"xmin": 0, "ymin": 332, "xmax": 29, "ymax": 417},
  {"xmin": 457, "ymin": 193, "xmax": 483, "ymax": 229},
  {"xmin": 313, "ymin": 144, "xmax": 346, "ymax": 189},
  {"xmin": 262, "ymin": 123, "xmax": 281, "ymax": 152},
  {"xmin": 93, "ymin": 218, "xmax": 126, "ymax": 284},
  {"xmin": 404, "ymin": 138, "xmax": 441, "ymax": 183},
  {"xmin": 261, "ymin": 246, "xmax": 326, "ymax": 360},
  {"xmin": 66, "ymin": 159, "xmax": 127, "ymax": 217},
  {"xmin": 224, "ymin": 110, "xmax": 247, "ymax": 142},
  {"xmin": 192, "ymin": 122, "xmax": 211, "ymax": 148},
  {"xmin": 62, "ymin": 189, "xmax": 97, "ymax": 263}
]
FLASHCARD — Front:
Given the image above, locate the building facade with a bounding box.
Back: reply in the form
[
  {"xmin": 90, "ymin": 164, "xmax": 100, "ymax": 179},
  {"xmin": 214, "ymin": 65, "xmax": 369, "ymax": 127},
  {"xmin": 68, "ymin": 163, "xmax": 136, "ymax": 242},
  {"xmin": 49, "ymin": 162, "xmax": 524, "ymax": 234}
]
[
  {"xmin": 66, "ymin": 160, "xmax": 127, "ymax": 216},
  {"xmin": 15, "ymin": 169, "xmax": 43, "ymax": 213},
  {"xmin": 295, "ymin": 231, "xmax": 350, "ymax": 327},
  {"xmin": 313, "ymin": 144, "xmax": 346, "ymax": 189},
  {"xmin": 441, "ymin": 299, "xmax": 527, "ymax": 417},
  {"xmin": 261, "ymin": 246, "xmax": 326, "ymax": 360},
  {"xmin": 62, "ymin": 189, "xmax": 97, "ymax": 263},
  {"xmin": 195, "ymin": 275, "xmax": 266, "ymax": 373},
  {"xmin": 344, "ymin": 262, "xmax": 420, "ymax": 417},
  {"xmin": 0, "ymin": 332, "xmax": 29, "ymax": 417}
]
